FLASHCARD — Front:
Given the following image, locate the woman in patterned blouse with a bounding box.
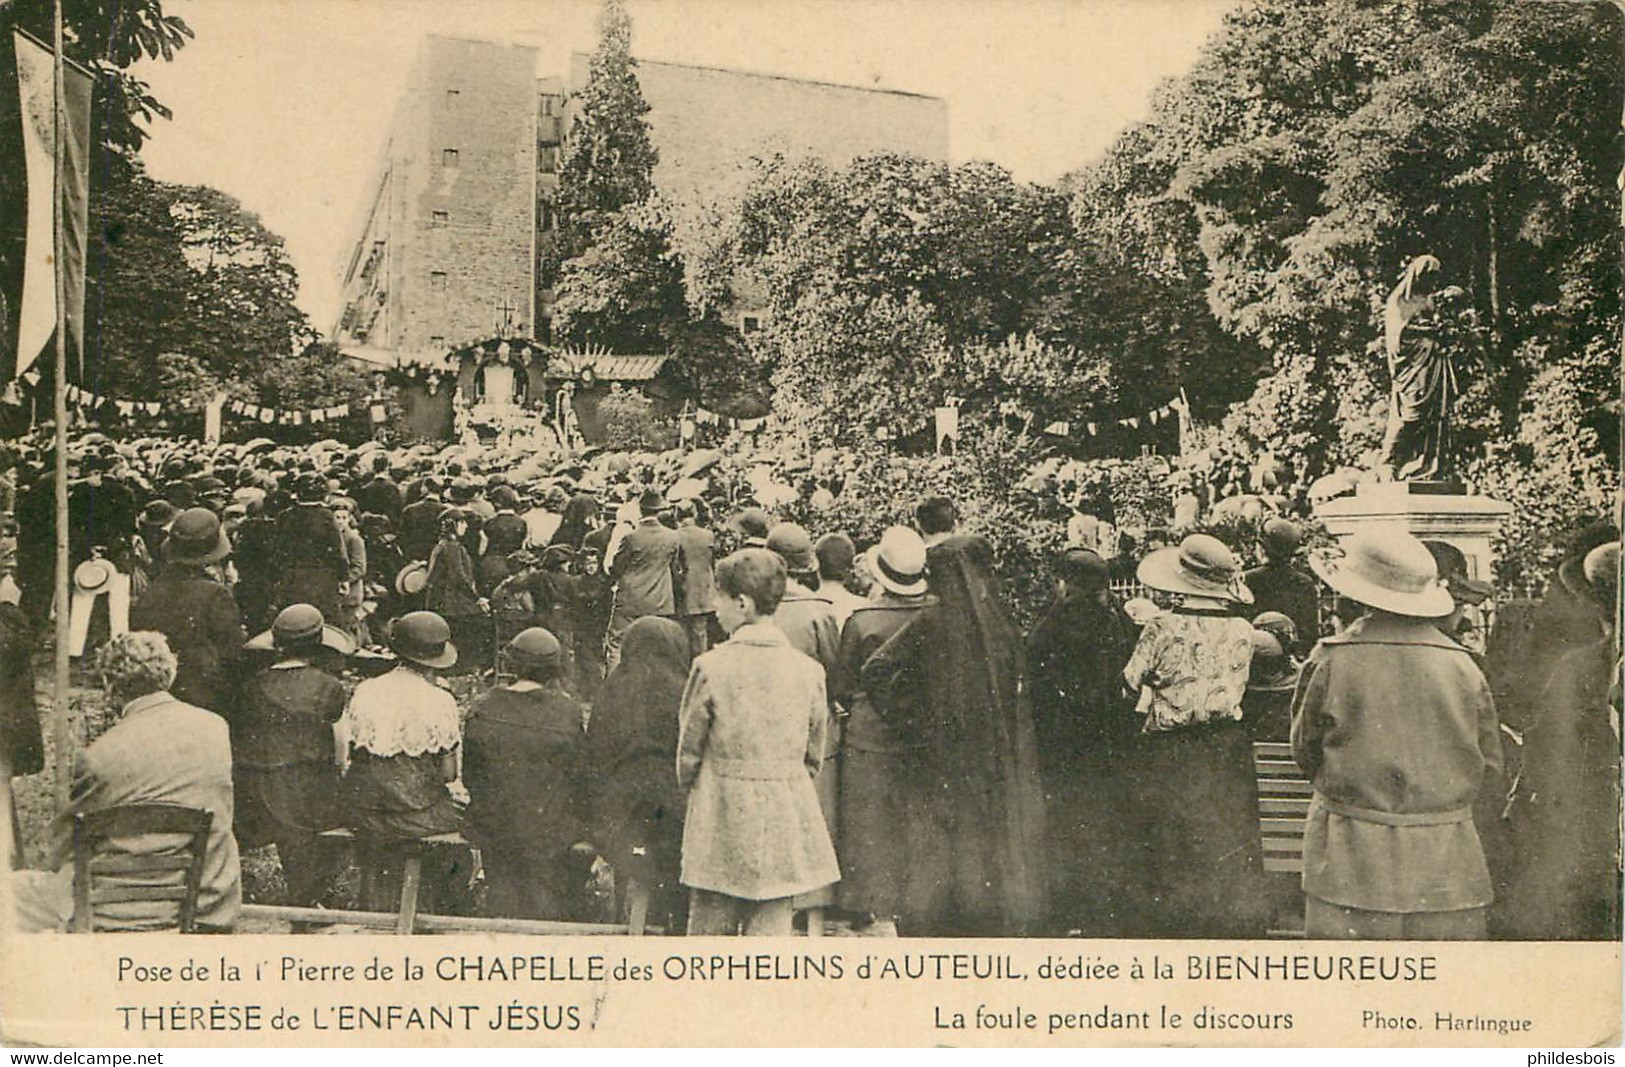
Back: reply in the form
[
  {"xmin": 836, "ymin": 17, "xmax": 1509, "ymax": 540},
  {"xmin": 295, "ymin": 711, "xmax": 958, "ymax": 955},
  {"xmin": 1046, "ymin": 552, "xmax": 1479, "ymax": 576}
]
[{"xmin": 1122, "ymin": 533, "xmax": 1268, "ymax": 938}]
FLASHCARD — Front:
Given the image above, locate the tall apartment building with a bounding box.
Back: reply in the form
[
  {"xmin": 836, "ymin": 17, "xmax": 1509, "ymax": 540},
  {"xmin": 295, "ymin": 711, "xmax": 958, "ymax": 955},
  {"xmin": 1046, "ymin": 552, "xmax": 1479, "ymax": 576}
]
[{"xmin": 333, "ymin": 35, "xmax": 948, "ymax": 360}]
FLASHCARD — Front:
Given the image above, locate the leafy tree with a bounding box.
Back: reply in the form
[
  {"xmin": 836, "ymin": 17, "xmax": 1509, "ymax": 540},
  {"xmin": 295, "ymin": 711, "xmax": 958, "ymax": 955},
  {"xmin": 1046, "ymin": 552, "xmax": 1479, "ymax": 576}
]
[
  {"xmin": 544, "ymin": 0, "xmax": 659, "ymax": 286},
  {"xmin": 166, "ymin": 183, "xmax": 314, "ymax": 379},
  {"xmin": 549, "ymin": 200, "xmax": 684, "ymax": 351},
  {"xmin": 2, "ymin": 0, "xmax": 193, "ymax": 154},
  {"xmin": 254, "ymin": 341, "xmax": 374, "ymax": 412}
]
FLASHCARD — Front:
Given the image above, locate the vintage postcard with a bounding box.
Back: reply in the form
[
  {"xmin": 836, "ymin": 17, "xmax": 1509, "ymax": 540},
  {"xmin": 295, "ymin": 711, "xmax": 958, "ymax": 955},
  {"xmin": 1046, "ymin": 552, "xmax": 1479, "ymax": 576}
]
[{"xmin": 0, "ymin": 0, "xmax": 1619, "ymax": 1049}]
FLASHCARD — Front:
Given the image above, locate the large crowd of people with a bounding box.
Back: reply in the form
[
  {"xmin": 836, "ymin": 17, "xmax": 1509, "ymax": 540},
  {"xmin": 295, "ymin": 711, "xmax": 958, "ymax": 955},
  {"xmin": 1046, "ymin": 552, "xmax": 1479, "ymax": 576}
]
[{"xmin": 0, "ymin": 432, "xmax": 1617, "ymax": 939}]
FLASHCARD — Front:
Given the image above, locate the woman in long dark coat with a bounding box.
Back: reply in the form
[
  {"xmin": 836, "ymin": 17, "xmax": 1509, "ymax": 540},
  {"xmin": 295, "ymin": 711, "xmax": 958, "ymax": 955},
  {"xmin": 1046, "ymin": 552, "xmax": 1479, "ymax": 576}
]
[
  {"xmin": 1502, "ymin": 542, "xmax": 1621, "ymax": 940},
  {"xmin": 862, "ymin": 533, "xmax": 1046, "ymax": 936},
  {"xmin": 584, "ymin": 616, "xmax": 693, "ymax": 930},
  {"xmin": 425, "ymin": 510, "xmax": 485, "ymax": 673},
  {"xmin": 463, "ymin": 628, "xmax": 589, "ymax": 920},
  {"xmin": 835, "ymin": 526, "xmax": 931, "ymax": 926},
  {"xmin": 236, "ymin": 604, "xmax": 353, "ymax": 906},
  {"xmin": 1026, "ymin": 547, "xmax": 1138, "ymax": 936}
]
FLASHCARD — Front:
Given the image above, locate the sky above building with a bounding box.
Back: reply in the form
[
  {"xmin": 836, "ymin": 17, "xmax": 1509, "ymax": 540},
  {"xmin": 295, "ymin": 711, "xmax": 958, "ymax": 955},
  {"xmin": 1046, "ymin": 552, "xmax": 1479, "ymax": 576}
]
[{"xmin": 133, "ymin": 0, "xmax": 1238, "ymax": 331}]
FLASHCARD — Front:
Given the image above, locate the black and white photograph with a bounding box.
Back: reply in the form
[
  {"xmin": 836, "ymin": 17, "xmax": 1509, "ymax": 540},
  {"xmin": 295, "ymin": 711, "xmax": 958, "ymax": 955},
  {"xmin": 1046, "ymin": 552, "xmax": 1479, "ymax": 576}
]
[{"xmin": 0, "ymin": 0, "xmax": 1620, "ymax": 1046}]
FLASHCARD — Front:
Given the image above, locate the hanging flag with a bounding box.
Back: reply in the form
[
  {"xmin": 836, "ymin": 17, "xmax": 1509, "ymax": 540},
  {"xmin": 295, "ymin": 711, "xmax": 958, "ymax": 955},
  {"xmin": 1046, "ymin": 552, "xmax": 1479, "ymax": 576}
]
[
  {"xmin": 333, "ymin": 403, "xmax": 349, "ymax": 417},
  {"xmin": 115, "ymin": 399, "xmax": 132, "ymax": 416},
  {"xmin": 144, "ymin": 401, "xmax": 160, "ymax": 416},
  {"xmin": 1126, "ymin": 416, "xmax": 1140, "ymax": 429},
  {"xmin": 1086, "ymin": 422, "xmax": 1098, "ymax": 436},
  {"xmin": 933, "ymin": 405, "xmax": 960, "ymax": 453},
  {"xmin": 310, "ymin": 408, "xmax": 326, "ymax": 423},
  {"xmin": 258, "ymin": 408, "xmax": 274, "ymax": 424},
  {"xmin": 9, "ymin": 30, "xmax": 93, "ymax": 381}
]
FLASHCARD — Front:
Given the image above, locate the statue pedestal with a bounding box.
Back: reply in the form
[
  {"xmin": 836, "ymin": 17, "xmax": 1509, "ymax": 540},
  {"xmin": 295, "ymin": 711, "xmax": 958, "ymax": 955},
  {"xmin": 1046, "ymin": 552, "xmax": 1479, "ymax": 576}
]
[{"xmin": 1313, "ymin": 481, "xmax": 1513, "ymax": 586}]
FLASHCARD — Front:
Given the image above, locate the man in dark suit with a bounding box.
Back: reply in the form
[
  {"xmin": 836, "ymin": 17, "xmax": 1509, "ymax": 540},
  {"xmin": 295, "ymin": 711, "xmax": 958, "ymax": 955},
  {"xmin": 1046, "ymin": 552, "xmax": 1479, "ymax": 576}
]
[
  {"xmin": 399, "ymin": 476, "xmax": 445, "ymax": 562},
  {"xmin": 272, "ymin": 474, "xmax": 349, "ymax": 623},
  {"xmin": 353, "ymin": 454, "xmax": 403, "ymax": 524},
  {"xmin": 604, "ymin": 490, "xmax": 681, "ymax": 672},
  {"xmin": 674, "ymin": 499, "xmax": 718, "ymax": 657},
  {"xmin": 130, "ymin": 508, "xmax": 247, "ymax": 716}
]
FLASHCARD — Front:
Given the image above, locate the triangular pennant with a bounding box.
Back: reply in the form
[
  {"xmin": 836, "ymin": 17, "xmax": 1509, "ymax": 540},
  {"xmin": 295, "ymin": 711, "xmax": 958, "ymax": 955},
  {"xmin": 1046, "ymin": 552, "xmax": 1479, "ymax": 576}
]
[
  {"xmin": 1127, "ymin": 416, "xmax": 1140, "ymax": 429},
  {"xmin": 1149, "ymin": 409, "xmax": 1160, "ymax": 425},
  {"xmin": 146, "ymin": 401, "xmax": 161, "ymax": 416},
  {"xmin": 1087, "ymin": 422, "xmax": 1098, "ymax": 436},
  {"xmin": 1043, "ymin": 421, "xmax": 1070, "ymax": 436}
]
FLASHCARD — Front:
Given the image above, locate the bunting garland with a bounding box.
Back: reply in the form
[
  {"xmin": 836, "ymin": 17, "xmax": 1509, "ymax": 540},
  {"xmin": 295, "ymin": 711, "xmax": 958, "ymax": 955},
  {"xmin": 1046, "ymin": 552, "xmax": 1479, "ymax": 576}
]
[
  {"xmin": 693, "ymin": 407, "xmax": 768, "ymax": 433},
  {"xmin": 60, "ymin": 384, "xmax": 357, "ymax": 426},
  {"xmin": 1032, "ymin": 397, "xmax": 1181, "ymax": 438},
  {"xmin": 225, "ymin": 398, "xmax": 351, "ymax": 424}
]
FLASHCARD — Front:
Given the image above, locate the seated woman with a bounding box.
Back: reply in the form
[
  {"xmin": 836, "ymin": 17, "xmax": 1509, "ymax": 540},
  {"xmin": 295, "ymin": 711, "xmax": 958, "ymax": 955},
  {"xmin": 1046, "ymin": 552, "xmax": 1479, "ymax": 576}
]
[
  {"xmin": 339, "ymin": 611, "xmax": 468, "ymax": 913},
  {"xmin": 236, "ymin": 604, "xmax": 355, "ymax": 907},
  {"xmin": 463, "ymin": 628, "xmax": 589, "ymax": 920},
  {"xmin": 10, "ymin": 631, "xmax": 241, "ymax": 931},
  {"xmin": 586, "ymin": 616, "xmax": 693, "ymax": 931},
  {"xmin": 678, "ymin": 549, "xmax": 839, "ymax": 936}
]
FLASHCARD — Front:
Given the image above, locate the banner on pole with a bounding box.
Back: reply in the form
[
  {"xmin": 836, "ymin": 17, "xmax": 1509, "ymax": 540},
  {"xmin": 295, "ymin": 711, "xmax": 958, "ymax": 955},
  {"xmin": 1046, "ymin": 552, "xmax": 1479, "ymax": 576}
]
[{"xmin": 10, "ymin": 30, "xmax": 92, "ymax": 382}]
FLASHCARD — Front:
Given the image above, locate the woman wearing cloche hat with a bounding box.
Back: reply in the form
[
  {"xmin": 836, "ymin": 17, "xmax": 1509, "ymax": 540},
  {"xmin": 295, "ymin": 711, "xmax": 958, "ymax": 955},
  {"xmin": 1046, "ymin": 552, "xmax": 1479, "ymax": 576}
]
[
  {"xmin": 338, "ymin": 610, "xmax": 469, "ymax": 912},
  {"xmin": 1292, "ymin": 525, "xmax": 1502, "ymax": 940},
  {"xmin": 1121, "ymin": 533, "xmax": 1267, "ymax": 938},
  {"xmin": 463, "ymin": 628, "xmax": 590, "ymax": 921},
  {"xmin": 235, "ymin": 604, "xmax": 355, "ymax": 906}
]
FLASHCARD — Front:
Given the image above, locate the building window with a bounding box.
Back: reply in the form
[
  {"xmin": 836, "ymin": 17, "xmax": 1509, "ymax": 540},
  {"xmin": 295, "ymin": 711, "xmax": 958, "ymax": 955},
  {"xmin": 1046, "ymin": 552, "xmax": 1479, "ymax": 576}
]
[
  {"xmin": 445, "ymin": 89, "xmax": 460, "ymax": 105},
  {"xmin": 740, "ymin": 315, "xmax": 762, "ymax": 334},
  {"xmin": 538, "ymin": 145, "xmax": 558, "ymax": 173},
  {"xmin": 540, "ymin": 95, "xmax": 556, "ymax": 117},
  {"xmin": 431, "ymin": 209, "xmax": 449, "ymax": 226},
  {"xmin": 429, "ymin": 335, "xmax": 445, "ymax": 347},
  {"xmin": 441, "ymin": 148, "xmax": 459, "ymax": 168},
  {"xmin": 537, "ymin": 202, "xmax": 554, "ymax": 231},
  {"xmin": 429, "ymin": 271, "xmax": 447, "ymax": 291}
]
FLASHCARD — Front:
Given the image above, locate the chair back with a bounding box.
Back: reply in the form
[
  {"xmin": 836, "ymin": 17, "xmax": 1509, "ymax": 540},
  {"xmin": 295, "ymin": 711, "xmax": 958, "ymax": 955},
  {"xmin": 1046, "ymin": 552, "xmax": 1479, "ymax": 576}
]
[{"xmin": 71, "ymin": 803, "xmax": 213, "ymax": 933}]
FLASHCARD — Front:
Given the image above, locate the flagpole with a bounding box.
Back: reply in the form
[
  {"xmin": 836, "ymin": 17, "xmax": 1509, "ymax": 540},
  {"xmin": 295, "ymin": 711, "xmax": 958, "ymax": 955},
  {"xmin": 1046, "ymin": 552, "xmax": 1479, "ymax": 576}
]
[{"xmin": 50, "ymin": 0, "xmax": 72, "ymax": 807}]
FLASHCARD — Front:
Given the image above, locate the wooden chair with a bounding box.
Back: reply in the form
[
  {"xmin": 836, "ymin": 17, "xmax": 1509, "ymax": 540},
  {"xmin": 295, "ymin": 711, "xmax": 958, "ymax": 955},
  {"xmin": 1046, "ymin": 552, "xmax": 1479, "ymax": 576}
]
[
  {"xmin": 1252, "ymin": 741, "xmax": 1312, "ymax": 937},
  {"xmin": 72, "ymin": 804, "xmax": 213, "ymax": 933}
]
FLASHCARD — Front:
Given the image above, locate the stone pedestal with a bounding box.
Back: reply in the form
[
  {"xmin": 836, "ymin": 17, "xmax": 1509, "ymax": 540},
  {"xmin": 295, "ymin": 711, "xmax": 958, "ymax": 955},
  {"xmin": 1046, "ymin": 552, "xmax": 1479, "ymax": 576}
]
[{"xmin": 1313, "ymin": 481, "xmax": 1513, "ymax": 587}]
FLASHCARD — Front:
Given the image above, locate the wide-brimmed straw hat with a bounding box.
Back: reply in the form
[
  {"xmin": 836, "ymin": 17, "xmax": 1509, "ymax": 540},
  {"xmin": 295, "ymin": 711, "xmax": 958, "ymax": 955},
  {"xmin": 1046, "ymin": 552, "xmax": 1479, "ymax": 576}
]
[
  {"xmin": 245, "ymin": 603, "xmax": 357, "ymax": 655},
  {"xmin": 864, "ymin": 525, "xmax": 928, "ymax": 597},
  {"xmin": 1137, "ymin": 533, "xmax": 1253, "ymax": 604},
  {"xmin": 164, "ymin": 507, "xmax": 231, "ymax": 565},
  {"xmin": 395, "ymin": 560, "xmax": 429, "ymax": 597},
  {"xmin": 388, "ymin": 610, "xmax": 457, "ymax": 669},
  {"xmin": 1308, "ymin": 526, "xmax": 1453, "ymax": 618},
  {"xmin": 72, "ymin": 558, "xmax": 115, "ymax": 594}
]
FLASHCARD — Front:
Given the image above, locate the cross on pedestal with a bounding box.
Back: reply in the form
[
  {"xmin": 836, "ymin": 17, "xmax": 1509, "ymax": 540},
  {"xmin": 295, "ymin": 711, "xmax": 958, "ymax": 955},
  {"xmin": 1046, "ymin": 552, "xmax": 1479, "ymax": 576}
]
[{"xmin": 495, "ymin": 298, "xmax": 518, "ymax": 337}]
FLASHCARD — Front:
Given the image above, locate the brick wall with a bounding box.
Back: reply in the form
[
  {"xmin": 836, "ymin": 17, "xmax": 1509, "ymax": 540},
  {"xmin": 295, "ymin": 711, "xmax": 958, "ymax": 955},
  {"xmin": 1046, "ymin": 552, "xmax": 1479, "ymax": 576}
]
[{"xmin": 566, "ymin": 53, "xmax": 949, "ymax": 204}]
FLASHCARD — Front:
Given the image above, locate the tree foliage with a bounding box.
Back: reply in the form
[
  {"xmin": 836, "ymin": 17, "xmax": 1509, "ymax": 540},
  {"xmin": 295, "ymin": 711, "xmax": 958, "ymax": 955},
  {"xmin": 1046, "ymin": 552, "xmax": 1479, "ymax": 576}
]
[
  {"xmin": 83, "ymin": 162, "xmax": 356, "ymax": 409},
  {"xmin": 2, "ymin": 0, "xmax": 193, "ymax": 154},
  {"xmin": 1066, "ymin": 0, "xmax": 1620, "ymax": 475}
]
